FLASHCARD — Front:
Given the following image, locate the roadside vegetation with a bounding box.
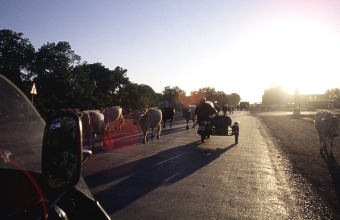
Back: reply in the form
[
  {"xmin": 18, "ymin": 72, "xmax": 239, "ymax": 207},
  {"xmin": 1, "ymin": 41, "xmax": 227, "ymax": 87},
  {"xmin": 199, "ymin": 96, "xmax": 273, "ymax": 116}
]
[
  {"xmin": 1, "ymin": 29, "xmax": 242, "ymax": 118},
  {"xmin": 1, "ymin": 29, "xmax": 340, "ymax": 118}
]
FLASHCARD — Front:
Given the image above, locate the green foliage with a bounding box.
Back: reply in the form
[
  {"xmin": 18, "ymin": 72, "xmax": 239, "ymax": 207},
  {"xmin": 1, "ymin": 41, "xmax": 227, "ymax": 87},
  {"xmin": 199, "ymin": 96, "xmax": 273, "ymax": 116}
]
[
  {"xmin": 0, "ymin": 29, "xmax": 244, "ymax": 115},
  {"xmin": 262, "ymin": 85, "xmax": 287, "ymax": 105},
  {"xmin": 230, "ymin": 93, "xmax": 241, "ymax": 106},
  {"xmin": 326, "ymin": 88, "xmax": 340, "ymax": 99},
  {"xmin": 74, "ymin": 63, "xmax": 129, "ymax": 109},
  {"xmin": 186, "ymin": 87, "xmax": 240, "ymax": 107},
  {"xmin": 0, "ymin": 29, "xmax": 35, "ymax": 93},
  {"xmin": 32, "ymin": 42, "xmax": 81, "ymax": 114},
  {"xmin": 197, "ymin": 87, "xmax": 217, "ymax": 103},
  {"xmin": 119, "ymin": 82, "xmax": 159, "ymax": 110},
  {"xmin": 162, "ymin": 86, "xmax": 185, "ymax": 108},
  {"xmin": 215, "ymin": 91, "xmax": 229, "ymax": 105}
]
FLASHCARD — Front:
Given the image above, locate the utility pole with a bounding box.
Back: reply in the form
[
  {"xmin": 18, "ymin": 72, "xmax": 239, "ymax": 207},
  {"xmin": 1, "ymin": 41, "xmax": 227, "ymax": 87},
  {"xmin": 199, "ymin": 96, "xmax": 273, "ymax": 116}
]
[{"xmin": 294, "ymin": 88, "xmax": 300, "ymax": 116}]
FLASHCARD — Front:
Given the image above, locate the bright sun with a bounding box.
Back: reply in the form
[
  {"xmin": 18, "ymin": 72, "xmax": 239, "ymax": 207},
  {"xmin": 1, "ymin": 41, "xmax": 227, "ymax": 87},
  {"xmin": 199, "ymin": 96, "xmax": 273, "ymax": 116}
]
[
  {"xmin": 225, "ymin": 18, "xmax": 340, "ymax": 99},
  {"xmin": 266, "ymin": 19, "xmax": 340, "ymax": 95}
]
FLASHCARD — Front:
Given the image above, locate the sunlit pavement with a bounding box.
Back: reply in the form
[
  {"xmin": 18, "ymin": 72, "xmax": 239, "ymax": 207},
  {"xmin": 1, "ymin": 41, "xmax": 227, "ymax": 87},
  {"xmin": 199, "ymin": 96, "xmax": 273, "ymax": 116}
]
[{"xmin": 82, "ymin": 111, "xmax": 330, "ymax": 219}]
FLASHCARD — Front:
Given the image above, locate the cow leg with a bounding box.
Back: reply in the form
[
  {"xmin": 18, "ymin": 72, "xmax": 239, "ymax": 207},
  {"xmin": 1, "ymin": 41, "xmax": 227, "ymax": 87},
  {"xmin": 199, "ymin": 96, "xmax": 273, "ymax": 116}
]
[
  {"xmin": 330, "ymin": 144, "xmax": 333, "ymax": 156},
  {"xmin": 163, "ymin": 120, "xmax": 166, "ymax": 128},
  {"xmin": 170, "ymin": 118, "xmax": 173, "ymax": 127},
  {"xmin": 317, "ymin": 133, "xmax": 325, "ymax": 153},
  {"xmin": 193, "ymin": 120, "xmax": 197, "ymax": 128},
  {"xmin": 120, "ymin": 116, "xmax": 125, "ymax": 131},
  {"xmin": 151, "ymin": 128, "xmax": 155, "ymax": 139},
  {"xmin": 86, "ymin": 134, "xmax": 91, "ymax": 150},
  {"xmin": 90, "ymin": 134, "xmax": 96, "ymax": 151},
  {"xmin": 329, "ymin": 138, "xmax": 335, "ymax": 156},
  {"xmin": 104, "ymin": 124, "xmax": 110, "ymax": 136},
  {"xmin": 156, "ymin": 125, "xmax": 161, "ymax": 139},
  {"xmin": 143, "ymin": 130, "xmax": 147, "ymax": 144},
  {"xmin": 319, "ymin": 140, "xmax": 323, "ymax": 153},
  {"xmin": 115, "ymin": 120, "xmax": 122, "ymax": 131},
  {"xmin": 115, "ymin": 122, "xmax": 120, "ymax": 131}
]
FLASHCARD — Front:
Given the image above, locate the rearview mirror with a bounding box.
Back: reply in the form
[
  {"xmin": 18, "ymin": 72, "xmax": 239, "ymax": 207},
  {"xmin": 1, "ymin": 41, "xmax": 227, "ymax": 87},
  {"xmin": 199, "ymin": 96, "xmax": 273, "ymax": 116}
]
[{"xmin": 42, "ymin": 112, "xmax": 82, "ymax": 189}]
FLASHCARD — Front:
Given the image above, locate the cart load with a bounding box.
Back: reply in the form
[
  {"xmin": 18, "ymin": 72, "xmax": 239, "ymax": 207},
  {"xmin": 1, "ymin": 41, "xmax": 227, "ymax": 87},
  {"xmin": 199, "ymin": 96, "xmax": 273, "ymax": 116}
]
[{"xmin": 211, "ymin": 115, "xmax": 232, "ymax": 136}]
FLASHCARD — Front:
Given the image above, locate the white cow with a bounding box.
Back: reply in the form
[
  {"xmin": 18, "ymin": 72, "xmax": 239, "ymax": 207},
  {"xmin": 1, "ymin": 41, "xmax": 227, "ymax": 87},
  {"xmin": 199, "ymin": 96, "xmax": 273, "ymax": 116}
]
[
  {"xmin": 182, "ymin": 105, "xmax": 197, "ymax": 129},
  {"xmin": 135, "ymin": 108, "xmax": 162, "ymax": 144},
  {"xmin": 314, "ymin": 111, "xmax": 339, "ymax": 155},
  {"xmin": 103, "ymin": 106, "xmax": 125, "ymax": 134},
  {"xmin": 80, "ymin": 110, "xmax": 105, "ymax": 150}
]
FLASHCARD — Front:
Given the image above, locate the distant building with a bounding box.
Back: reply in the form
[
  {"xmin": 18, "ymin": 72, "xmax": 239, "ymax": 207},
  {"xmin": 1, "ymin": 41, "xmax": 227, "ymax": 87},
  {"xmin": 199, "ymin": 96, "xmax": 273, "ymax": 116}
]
[
  {"xmin": 298, "ymin": 94, "xmax": 338, "ymax": 110},
  {"xmin": 239, "ymin": 101, "xmax": 250, "ymax": 110}
]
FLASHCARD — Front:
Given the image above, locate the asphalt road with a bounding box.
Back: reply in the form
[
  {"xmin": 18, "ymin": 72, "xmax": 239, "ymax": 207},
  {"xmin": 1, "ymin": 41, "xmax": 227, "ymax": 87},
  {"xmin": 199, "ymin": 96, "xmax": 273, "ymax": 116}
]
[{"xmin": 82, "ymin": 111, "xmax": 328, "ymax": 219}]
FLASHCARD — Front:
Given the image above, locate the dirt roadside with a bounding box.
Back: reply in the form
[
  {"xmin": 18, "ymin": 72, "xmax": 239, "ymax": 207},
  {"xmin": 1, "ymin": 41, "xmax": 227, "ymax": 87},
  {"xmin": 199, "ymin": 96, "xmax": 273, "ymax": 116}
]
[{"xmin": 257, "ymin": 113, "xmax": 340, "ymax": 218}]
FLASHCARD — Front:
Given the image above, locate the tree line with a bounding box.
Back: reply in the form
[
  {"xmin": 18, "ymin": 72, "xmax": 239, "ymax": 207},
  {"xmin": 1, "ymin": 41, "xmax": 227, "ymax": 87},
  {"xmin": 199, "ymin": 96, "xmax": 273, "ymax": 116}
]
[{"xmin": 0, "ymin": 29, "xmax": 244, "ymax": 117}]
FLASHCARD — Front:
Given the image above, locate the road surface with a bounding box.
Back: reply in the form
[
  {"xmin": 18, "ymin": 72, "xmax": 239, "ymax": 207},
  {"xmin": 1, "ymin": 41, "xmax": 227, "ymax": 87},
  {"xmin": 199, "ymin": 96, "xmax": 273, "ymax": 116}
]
[{"xmin": 82, "ymin": 111, "xmax": 332, "ymax": 219}]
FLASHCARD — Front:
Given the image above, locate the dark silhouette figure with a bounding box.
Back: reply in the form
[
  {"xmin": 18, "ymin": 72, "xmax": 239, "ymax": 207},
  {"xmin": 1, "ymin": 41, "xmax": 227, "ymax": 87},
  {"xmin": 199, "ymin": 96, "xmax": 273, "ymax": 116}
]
[{"xmin": 231, "ymin": 121, "xmax": 239, "ymax": 144}]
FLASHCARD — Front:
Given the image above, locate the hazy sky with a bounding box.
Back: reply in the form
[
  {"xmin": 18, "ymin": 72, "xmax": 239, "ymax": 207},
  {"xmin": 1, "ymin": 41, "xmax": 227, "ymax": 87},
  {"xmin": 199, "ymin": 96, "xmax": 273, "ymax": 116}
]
[{"xmin": 1, "ymin": 0, "xmax": 340, "ymax": 103}]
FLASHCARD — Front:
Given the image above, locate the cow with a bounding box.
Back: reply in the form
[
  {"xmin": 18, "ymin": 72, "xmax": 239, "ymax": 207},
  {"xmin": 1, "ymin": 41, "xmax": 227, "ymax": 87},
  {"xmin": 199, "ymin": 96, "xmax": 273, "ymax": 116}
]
[
  {"xmin": 134, "ymin": 108, "xmax": 162, "ymax": 144},
  {"xmin": 222, "ymin": 104, "xmax": 229, "ymax": 115},
  {"xmin": 80, "ymin": 110, "xmax": 105, "ymax": 150},
  {"xmin": 214, "ymin": 104, "xmax": 222, "ymax": 115},
  {"xmin": 182, "ymin": 105, "xmax": 197, "ymax": 129},
  {"xmin": 314, "ymin": 111, "xmax": 339, "ymax": 155},
  {"xmin": 161, "ymin": 106, "xmax": 175, "ymax": 128},
  {"xmin": 229, "ymin": 106, "xmax": 235, "ymax": 114},
  {"xmin": 103, "ymin": 106, "xmax": 125, "ymax": 134}
]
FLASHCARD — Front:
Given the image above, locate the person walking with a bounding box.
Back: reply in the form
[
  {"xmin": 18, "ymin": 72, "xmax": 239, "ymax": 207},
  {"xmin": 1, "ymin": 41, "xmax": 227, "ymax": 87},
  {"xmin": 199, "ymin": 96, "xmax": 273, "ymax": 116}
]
[{"xmin": 231, "ymin": 121, "xmax": 239, "ymax": 144}]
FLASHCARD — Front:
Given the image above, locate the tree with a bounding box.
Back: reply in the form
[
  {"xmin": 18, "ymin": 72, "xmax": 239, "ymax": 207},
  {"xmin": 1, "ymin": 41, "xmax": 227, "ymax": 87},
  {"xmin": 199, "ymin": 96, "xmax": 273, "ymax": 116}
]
[
  {"xmin": 119, "ymin": 82, "xmax": 159, "ymax": 110},
  {"xmin": 75, "ymin": 63, "xmax": 129, "ymax": 108},
  {"xmin": 162, "ymin": 86, "xmax": 184, "ymax": 108},
  {"xmin": 0, "ymin": 29, "xmax": 35, "ymax": 93},
  {"xmin": 71, "ymin": 62, "xmax": 97, "ymax": 110},
  {"xmin": 262, "ymin": 85, "xmax": 287, "ymax": 106},
  {"xmin": 216, "ymin": 91, "xmax": 229, "ymax": 105},
  {"xmin": 1, "ymin": 29, "xmax": 249, "ymax": 114},
  {"xmin": 197, "ymin": 87, "xmax": 217, "ymax": 103},
  {"xmin": 71, "ymin": 63, "xmax": 130, "ymax": 110},
  {"xmin": 32, "ymin": 41, "xmax": 81, "ymax": 113},
  {"xmin": 189, "ymin": 91, "xmax": 199, "ymax": 104},
  {"xmin": 230, "ymin": 93, "xmax": 241, "ymax": 106},
  {"xmin": 326, "ymin": 88, "xmax": 340, "ymax": 99},
  {"xmin": 188, "ymin": 87, "xmax": 240, "ymax": 106}
]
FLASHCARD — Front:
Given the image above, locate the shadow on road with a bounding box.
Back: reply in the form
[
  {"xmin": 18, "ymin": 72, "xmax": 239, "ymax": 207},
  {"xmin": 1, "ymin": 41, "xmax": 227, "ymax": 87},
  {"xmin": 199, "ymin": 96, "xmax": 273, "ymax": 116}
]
[
  {"xmin": 85, "ymin": 142, "xmax": 237, "ymax": 214},
  {"xmin": 91, "ymin": 121, "xmax": 195, "ymax": 154},
  {"xmin": 321, "ymin": 151, "xmax": 340, "ymax": 205}
]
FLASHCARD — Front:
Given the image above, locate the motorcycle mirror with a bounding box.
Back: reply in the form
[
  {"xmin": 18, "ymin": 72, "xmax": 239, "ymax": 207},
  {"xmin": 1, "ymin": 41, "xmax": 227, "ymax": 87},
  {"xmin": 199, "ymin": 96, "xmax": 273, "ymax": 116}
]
[{"xmin": 42, "ymin": 111, "xmax": 82, "ymax": 189}]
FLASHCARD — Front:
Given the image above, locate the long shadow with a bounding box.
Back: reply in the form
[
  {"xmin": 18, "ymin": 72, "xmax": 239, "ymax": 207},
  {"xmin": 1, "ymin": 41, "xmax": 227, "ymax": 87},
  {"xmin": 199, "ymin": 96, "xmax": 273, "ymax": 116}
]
[
  {"xmin": 320, "ymin": 151, "xmax": 340, "ymax": 204},
  {"xmin": 92, "ymin": 120, "xmax": 195, "ymax": 153},
  {"xmin": 85, "ymin": 142, "xmax": 237, "ymax": 214}
]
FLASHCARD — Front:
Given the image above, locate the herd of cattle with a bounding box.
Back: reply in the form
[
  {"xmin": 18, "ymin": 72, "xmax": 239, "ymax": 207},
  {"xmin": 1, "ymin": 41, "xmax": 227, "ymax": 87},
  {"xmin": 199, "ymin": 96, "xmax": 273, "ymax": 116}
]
[
  {"xmin": 79, "ymin": 107, "xmax": 125, "ymax": 149},
  {"xmin": 73, "ymin": 106, "xmax": 178, "ymax": 148},
  {"xmin": 58, "ymin": 105, "xmax": 340, "ymax": 155},
  {"xmin": 73, "ymin": 104, "xmax": 196, "ymax": 148}
]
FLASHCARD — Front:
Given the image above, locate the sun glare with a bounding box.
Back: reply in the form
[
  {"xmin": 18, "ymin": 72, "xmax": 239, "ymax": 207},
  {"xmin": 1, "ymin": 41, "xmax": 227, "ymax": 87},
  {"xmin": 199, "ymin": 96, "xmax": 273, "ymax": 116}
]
[{"xmin": 225, "ymin": 18, "xmax": 340, "ymax": 99}]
